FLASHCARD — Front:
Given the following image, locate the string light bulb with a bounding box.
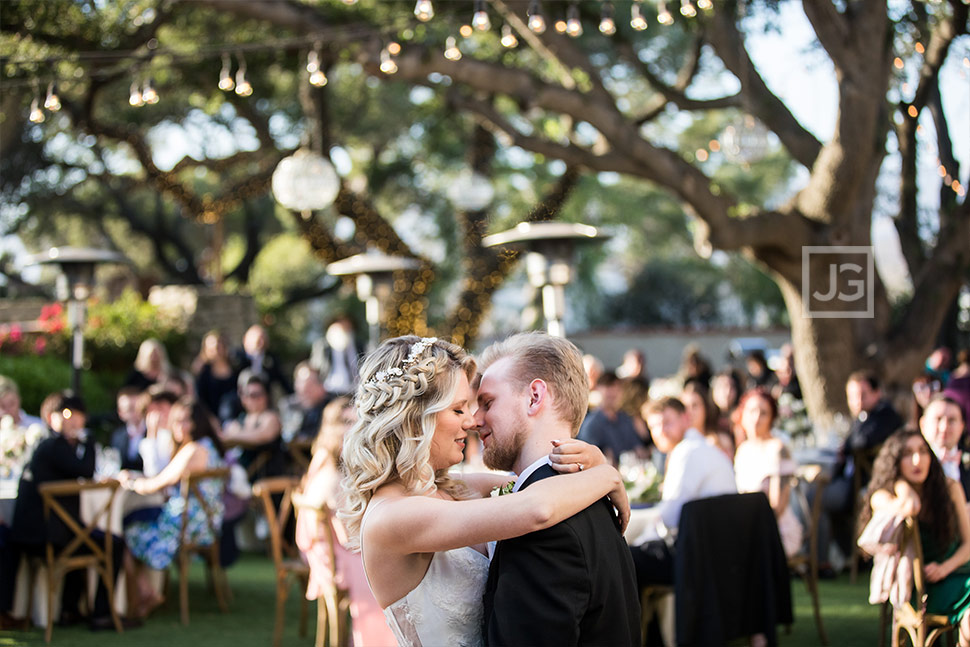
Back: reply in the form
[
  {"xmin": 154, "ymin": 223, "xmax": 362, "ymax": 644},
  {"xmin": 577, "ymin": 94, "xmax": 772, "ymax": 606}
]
[
  {"xmin": 28, "ymin": 96, "xmax": 45, "ymax": 123},
  {"xmin": 235, "ymin": 58, "xmax": 253, "ymax": 96},
  {"xmin": 527, "ymin": 0, "xmax": 546, "ymax": 34},
  {"xmin": 141, "ymin": 78, "xmax": 159, "ymax": 104},
  {"xmin": 444, "ymin": 36, "xmax": 462, "ymax": 61},
  {"xmin": 44, "ymin": 82, "xmax": 61, "ymax": 111},
  {"xmin": 630, "ymin": 1, "xmax": 648, "ymax": 30},
  {"xmin": 657, "ymin": 1, "xmax": 674, "ymax": 25},
  {"xmin": 697, "ymin": 0, "xmax": 712, "ymax": 9},
  {"xmin": 599, "ymin": 2, "xmax": 616, "ymax": 35},
  {"xmin": 554, "ymin": 19, "xmax": 568, "ymax": 33},
  {"xmin": 379, "ymin": 47, "xmax": 398, "ymax": 74},
  {"xmin": 472, "ymin": 0, "xmax": 491, "ymax": 31},
  {"xmin": 306, "ymin": 50, "xmax": 321, "ymax": 74},
  {"xmin": 218, "ymin": 54, "xmax": 235, "ymax": 91},
  {"xmin": 414, "ymin": 0, "xmax": 434, "ymax": 21},
  {"xmin": 129, "ymin": 81, "xmax": 144, "ymax": 106},
  {"xmin": 680, "ymin": 0, "xmax": 697, "ymax": 18},
  {"xmin": 309, "ymin": 65, "xmax": 328, "ymax": 86},
  {"xmin": 566, "ymin": 3, "xmax": 583, "ymax": 37},
  {"xmin": 500, "ymin": 23, "xmax": 518, "ymax": 48}
]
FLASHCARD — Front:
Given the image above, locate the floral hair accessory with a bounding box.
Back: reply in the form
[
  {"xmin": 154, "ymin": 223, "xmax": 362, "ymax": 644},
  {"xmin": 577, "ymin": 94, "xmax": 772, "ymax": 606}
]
[{"xmin": 365, "ymin": 337, "xmax": 439, "ymax": 386}]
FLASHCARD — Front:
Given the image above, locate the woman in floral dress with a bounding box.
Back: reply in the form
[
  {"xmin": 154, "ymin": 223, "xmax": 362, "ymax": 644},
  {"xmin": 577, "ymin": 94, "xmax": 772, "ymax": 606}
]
[{"xmin": 119, "ymin": 397, "xmax": 226, "ymax": 618}]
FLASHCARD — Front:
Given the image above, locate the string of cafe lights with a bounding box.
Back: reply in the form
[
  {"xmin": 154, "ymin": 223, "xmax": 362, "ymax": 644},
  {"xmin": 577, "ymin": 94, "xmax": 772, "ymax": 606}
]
[{"xmin": 15, "ymin": 0, "xmax": 967, "ymax": 198}]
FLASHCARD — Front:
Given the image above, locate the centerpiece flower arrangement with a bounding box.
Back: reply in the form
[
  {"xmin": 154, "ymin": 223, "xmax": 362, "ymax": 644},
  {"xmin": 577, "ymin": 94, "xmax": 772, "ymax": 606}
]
[
  {"xmin": 0, "ymin": 415, "xmax": 47, "ymax": 479},
  {"xmin": 618, "ymin": 453, "xmax": 662, "ymax": 504},
  {"xmin": 777, "ymin": 392, "xmax": 813, "ymax": 443}
]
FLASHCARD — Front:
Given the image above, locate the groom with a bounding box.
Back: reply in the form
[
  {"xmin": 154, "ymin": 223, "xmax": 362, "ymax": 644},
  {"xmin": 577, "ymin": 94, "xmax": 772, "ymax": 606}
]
[{"xmin": 475, "ymin": 332, "xmax": 640, "ymax": 646}]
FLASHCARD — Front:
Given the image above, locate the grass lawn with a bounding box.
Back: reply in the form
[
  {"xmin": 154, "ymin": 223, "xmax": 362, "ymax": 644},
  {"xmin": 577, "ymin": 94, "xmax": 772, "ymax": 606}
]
[{"xmin": 0, "ymin": 554, "xmax": 884, "ymax": 647}]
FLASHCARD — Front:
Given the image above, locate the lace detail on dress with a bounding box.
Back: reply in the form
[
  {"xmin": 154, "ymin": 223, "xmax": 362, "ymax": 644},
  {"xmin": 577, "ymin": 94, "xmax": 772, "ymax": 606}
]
[{"xmin": 383, "ymin": 547, "xmax": 489, "ymax": 647}]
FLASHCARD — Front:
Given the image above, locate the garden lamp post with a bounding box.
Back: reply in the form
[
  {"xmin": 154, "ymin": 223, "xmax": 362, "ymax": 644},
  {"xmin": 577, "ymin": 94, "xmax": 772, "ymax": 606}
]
[
  {"xmin": 326, "ymin": 251, "xmax": 420, "ymax": 351},
  {"xmin": 28, "ymin": 247, "xmax": 127, "ymax": 396},
  {"xmin": 482, "ymin": 222, "xmax": 610, "ymax": 337}
]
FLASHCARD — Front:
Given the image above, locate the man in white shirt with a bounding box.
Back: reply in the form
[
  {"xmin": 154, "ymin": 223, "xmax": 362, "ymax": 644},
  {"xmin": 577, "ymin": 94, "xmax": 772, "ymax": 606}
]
[
  {"xmin": 920, "ymin": 394, "xmax": 969, "ymax": 500},
  {"xmin": 630, "ymin": 396, "xmax": 736, "ymax": 589}
]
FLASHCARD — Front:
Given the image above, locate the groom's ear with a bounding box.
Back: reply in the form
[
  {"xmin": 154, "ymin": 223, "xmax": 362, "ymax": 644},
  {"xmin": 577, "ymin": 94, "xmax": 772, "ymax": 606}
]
[{"xmin": 526, "ymin": 379, "xmax": 547, "ymax": 415}]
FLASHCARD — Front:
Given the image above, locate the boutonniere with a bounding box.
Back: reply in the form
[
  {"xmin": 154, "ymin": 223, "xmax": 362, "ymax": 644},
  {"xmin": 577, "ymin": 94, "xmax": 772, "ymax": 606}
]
[{"xmin": 490, "ymin": 480, "xmax": 516, "ymax": 497}]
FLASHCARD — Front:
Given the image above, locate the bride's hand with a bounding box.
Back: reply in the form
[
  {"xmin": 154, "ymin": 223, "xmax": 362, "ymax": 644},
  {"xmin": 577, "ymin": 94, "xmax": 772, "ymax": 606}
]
[
  {"xmin": 548, "ymin": 438, "xmax": 606, "ymax": 473},
  {"xmin": 607, "ymin": 470, "xmax": 631, "ymax": 534}
]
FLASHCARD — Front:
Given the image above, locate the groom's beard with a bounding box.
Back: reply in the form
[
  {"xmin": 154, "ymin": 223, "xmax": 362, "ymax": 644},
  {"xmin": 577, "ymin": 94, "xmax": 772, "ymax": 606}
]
[{"xmin": 482, "ymin": 410, "xmax": 527, "ymax": 472}]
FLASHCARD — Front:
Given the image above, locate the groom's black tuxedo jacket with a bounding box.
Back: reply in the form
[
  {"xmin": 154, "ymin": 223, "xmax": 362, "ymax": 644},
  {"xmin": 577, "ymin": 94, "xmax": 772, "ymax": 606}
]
[{"xmin": 482, "ymin": 464, "xmax": 640, "ymax": 647}]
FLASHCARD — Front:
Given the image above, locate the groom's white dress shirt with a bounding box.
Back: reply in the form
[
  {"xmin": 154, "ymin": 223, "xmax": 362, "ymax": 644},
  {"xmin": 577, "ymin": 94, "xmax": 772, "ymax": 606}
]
[{"xmin": 632, "ymin": 428, "xmax": 736, "ymax": 546}]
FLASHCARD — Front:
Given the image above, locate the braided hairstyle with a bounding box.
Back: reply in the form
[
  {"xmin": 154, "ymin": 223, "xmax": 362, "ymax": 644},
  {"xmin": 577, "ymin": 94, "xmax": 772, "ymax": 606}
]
[{"xmin": 339, "ymin": 336, "xmax": 476, "ymax": 549}]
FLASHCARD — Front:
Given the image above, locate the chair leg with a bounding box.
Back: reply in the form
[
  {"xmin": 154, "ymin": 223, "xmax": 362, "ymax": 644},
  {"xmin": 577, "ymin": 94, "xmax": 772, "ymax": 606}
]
[
  {"xmin": 803, "ymin": 568, "xmax": 829, "ymax": 645},
  {"xmin": 99, "ymin": 567, "xmax": 124, "ymax": 634},
  {"xmin": 298, "ymin": 578, "xmax": 309, "ymax": 638},
  {"xmin": 179, "ymin": 552, "xmax": 190, "ymax": 626},
  {"xmin": 45, "ymin": 566, "xmax": 55, "ymax": 644},
  {"xmin": 326, "ymin": 593, "xmax": 341, "ymax": 647},
  {"xmin": 316, "ymin": 598, "xmax": 328, "ymax": 647},
  {"xmin": 879, "ymin": 601, "xmax": 889, "ymax": 647},
  {"xmin": 273, "ymin": 576, "xmax": 287, "ymax": 647}
]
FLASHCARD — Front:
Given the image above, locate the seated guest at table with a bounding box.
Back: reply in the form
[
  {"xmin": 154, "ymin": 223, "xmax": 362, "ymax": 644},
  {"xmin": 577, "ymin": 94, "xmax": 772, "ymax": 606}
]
[
  {"xmin": 0, "ymin": 375, "xmax": 44, "ymax": 428},
  {"xmin": 232, "ymin": 324, "xmax": 292, "ymax": 397},
  {"xmin": 138, "ymin": 389, "xmax": 179, "ymax": 478},
  {"xmin": 110, "ymin": 386, "xmax": 147, "ymax": 472},
  {"xmin": 3, "ymin": 392, "xmax": 130, "ymax": 630},
  {"xmin": 860, "ymin": 429, "xmax": 970, "ymax": 646},
  {"xmin": 119, "ymin": 397, "xmax": 226, "ymax": 619},
  {"xmin": 733, "ymin": 388, "xmax": 803, "ymax": 558},
  {"xmin": 822, "ymin": 370, "xmax": 904, "ymax": 565},
  {"xmin": 910, "ymin": 373, "xmax": 943, "ymax": 430},
  {"xmin": 628, "ymin": 397, "xmax": 736, "ymax": 589},
  {"xmin": 124, "ymin": 338, "xmax": 171, "ymax": 392},
  {"xmin": 294, "ymin": 396, "xmax": 396, "ymax": 647},
  {"xmin": 920, "ymin": 395, "xmax": 969, "ymax": 500},
  {"xmin": 281, "ymin": 361, "xmax": 332, "ymax": 443},
  {"xmin": 221, "ymin": 370, "xmax": 285, "ymax": 483},
  {"xmin": 712, "ymin": 368, "xmax": 743, "ymax": 431},
  {"xmin": 191, "ymin": 330, "xmax": 237, "ymax": 422},
  {"xmin": 945, "ymin": 349, "xmax": 970, "ymax": 426},
  {"xmin": 682, "ymin": 380, "xmax": 733, "ymax": 459},
  {"xmin": 578, "ymin": 371, "xmax": 648, "ymax": 466}
]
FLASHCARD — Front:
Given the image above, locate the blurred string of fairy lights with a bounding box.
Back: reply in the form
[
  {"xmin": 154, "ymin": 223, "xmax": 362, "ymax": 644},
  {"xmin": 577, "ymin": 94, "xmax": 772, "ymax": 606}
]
[{"xmin": 7, "ymin": 0, "xmax": 967, "ymax": 196}]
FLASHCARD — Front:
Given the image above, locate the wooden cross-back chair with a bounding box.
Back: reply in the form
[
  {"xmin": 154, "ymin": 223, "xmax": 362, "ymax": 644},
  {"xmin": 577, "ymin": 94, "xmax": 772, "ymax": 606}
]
[
  {"xmin": 37, "ymin": 478, "xmax": 123, "ymax": 644},
  {"xmin": 890, "ymin": 517, "xmax": 957, "ymax": 647},
  {"xmin": 287, "ymin": 439, "xmax": 314, "ymax": 475},
  {"xmin": 253, "ymin": 476, "xmax": 310, "ymax": 647},
  {"xmin": 788, "ymin": 469, "xmax": 829, "ymax": 646},
  {"xmin": 175, "ymin": 467, "xmax": 231, "ymax": 626},
  {"xmin": 851, "ymin": 447, "xmax": 880, "ymax": 584},
  {"xmin": 291, "ymin": 497, "xmax": 350, "ymax": 647}
]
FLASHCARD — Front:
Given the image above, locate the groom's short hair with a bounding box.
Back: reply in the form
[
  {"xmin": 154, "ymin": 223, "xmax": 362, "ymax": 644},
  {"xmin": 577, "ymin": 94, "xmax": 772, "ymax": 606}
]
[{"xmin": 478, "ymin": 331, "xmax": 588, "ymax": 437}]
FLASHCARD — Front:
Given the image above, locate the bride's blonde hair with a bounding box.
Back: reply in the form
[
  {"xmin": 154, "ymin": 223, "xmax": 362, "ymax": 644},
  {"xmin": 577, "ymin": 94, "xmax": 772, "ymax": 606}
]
[{"xmin": 340, "ymin": 335, "xmax": 476, "ymax": 549}]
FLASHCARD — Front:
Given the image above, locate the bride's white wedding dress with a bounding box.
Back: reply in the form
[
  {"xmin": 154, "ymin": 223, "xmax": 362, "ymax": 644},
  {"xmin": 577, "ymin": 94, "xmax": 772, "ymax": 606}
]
[
  {"xmin": 362, "ymin": 503, "xmax": 491, "ymax": 647},
  {"xmin": 382, "ymin": 546, "xmax": 490, "ymax": 647}
]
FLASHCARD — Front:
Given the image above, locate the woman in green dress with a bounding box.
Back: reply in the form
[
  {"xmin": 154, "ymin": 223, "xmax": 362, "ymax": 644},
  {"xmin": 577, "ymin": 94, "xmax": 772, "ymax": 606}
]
[{"xmin": 861, "ymin": 429, "xmax": 970, "ymax": 646}]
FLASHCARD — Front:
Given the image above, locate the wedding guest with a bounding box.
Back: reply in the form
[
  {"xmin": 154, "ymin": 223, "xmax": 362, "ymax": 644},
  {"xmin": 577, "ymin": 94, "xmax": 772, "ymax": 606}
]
[
  {"xmin": 920, "ymin": 395, "xmax": 969, "ymax": 500},
  {"xmin": 771, "ymin": 354, "xmax": 802, "ymax": 401},
  {"xmin": 124, "ymin": 338, "xmax": 171, "ymax": 391},
  {"xmin": 860, "ymin": 429, "xmax": 970, "ymax": 646},
  {"xmin": 191, "ymin": 331, "xmax": 237, "ymax": 420},
  {"xmin": 582, "ymin": 353, "xmax": 605, "ymax": 410},
  {"xmin": 0, "ymin": 375, "xmax": 43, "ymax": 428},
  {"xmin": 119, "ymin": 397, "xmax": 226, "ymax": 619},
  {"xmin": 682, "ymin": 380, "xmax": 733, "ymax": 459},
  {"xmin": 221, "ymin": 370, "xmax": 285, "ymax": 483},
  {"xmin": 745, "ymin": 350, "xmax": 777, "ymax": 391},
  {"xmin": 629, "ymin": 397, "xmax": 736, "ymax": 589},
  {"xmin": 110, "ymin": 386, "xmax": 147, "ymax": 471},
  {"xmin": 578, "ymin": 371, "xmax": 647, "ymax": 466},
  {"xmin": 138, "ymin": 389, "xmax": 179, "ymax": 477},
  {"xmin": 910, "ymin": 373, "xmax": 943, "ymax": 430},
  {"xmin": 281, "ymin": 361, "xmax": 332, "ymax": 443},
  {"xmin": 679, "ymin": 346, "xmax": 712, "ymax": 388},
  {"xmin": 945, "ymin": 349, "xmax": 970, "ymax": 425},
  {"xmin": 231, "ymin": 324, "xmax": 291, "ymax": 397},
  {"xmin": 5, "ymin": 392, "xmax": 132, "ymax": 630},
  {"xmin": 712, "ymin": 368, "xmax": 743, "ymax": 428},
  {"xmin": 316, "ymin": 315, "xmax": 361, "ymax": 397},
  {"xmin": 733, "ymin": 388, "xmax": 803, "ymax": 558},
  {"xmin": 294, "ymin": 396, "xmax": 395, "ymax": 647},
  {"xmin": 341, "ymin": 335, "xmax": 633, "ymax": 646},
  {"xmin": 926, "ymin": 346, "xmax": 954, "ymax": 386},
  {"xmin": 822, "ymin": 370, "xmax": 904, "ymax": 566}
]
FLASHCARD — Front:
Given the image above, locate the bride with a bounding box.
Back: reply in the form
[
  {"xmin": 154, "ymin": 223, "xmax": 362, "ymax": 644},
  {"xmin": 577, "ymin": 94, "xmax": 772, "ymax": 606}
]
[{"xmin": 341, "ymin": 336, "xmax": 629, "ymax": 647}]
